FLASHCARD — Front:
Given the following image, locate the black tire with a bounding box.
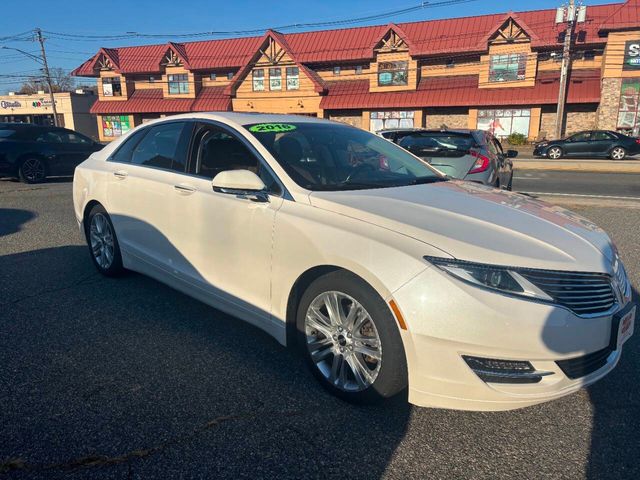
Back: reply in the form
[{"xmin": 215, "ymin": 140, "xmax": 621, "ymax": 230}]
[
  {"xmin": 548, "ymin": 146, "xmax": 563, "ymax": 160},
  {"xmin": 84, "ymin": 204, "xmax": 124, "ymax": 277},
  {"xmin": 610, "ymin": 146, "xmax": 626, "ymax": 160},
  {"xmin": 296, "ymin": 270, "xmax": 408, "ymax": 404},
  {"xmin": 18, "ymin": 157, "xmax": 47, "ymax": 184}
]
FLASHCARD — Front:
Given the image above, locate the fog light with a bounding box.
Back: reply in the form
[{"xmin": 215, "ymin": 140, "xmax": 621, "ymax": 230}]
[{"xmin": 463, "ymin": 356, "xmax": 552, "ymax": 384}]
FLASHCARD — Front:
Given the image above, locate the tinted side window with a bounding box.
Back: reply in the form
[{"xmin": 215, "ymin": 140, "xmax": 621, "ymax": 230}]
[
  {"xmin": 36, "ymin": 131, "xmax": 64, "ymax": 143},
  {"xmin": 593, "ymin": 131, "xmax": 614, "ymax": 141},
  {"xmin": 131, "ymin": 122, "xmax": 189, "ymax": 172},
  {"xmin": 110, "ymin": 129, "xmax": 148, "ymax": 163},
  {"xmin": 191, "ymin": 124, "xmax": 280, "ymax": 194},
  {"xmin": 568, "ymin": 132, "xmax": 591, "ymax": 142},
  {"xmin": 60, "ymin": 131, "xmax": 92, "ymax": 144},
  {"xmin": 492, "ymin": 138, "xmax": 504, "ymax": 155}
]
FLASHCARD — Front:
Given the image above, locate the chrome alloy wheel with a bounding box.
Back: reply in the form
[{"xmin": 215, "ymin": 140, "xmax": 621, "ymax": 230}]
[
  {"xmin": 611, "ymin": 147, "xmax": 625, "ymax": 160},
  {"xmin": 304, "ymin": 291, "xmax": 382, "ymax": 392},
  {"xmin": 548, "ymin": 147, "xmax": 562, "ymax": 159},
  {"xmin": 21, "ymin": 158, "xmax": 46, "ymax": 182},
  {"xmin": 89, "ymin": 213, "xmax": 115, "ymax": 269}
]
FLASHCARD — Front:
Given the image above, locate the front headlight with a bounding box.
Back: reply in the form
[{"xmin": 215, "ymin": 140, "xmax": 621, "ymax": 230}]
[{"xmin": 424, "ymin": 257, "xmax": 553, "ymax": 301}]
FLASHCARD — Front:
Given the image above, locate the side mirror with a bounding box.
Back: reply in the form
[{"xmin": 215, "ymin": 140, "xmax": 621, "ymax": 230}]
[
  {"xmin": 506, "ymin": 149, "xmax": 518, "ymax": 158},
  {"xmin": 212, "ymin": 169, "xmax": 268, "ymax": 201}
]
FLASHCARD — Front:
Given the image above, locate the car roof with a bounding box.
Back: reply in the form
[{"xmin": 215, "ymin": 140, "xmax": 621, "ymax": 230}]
[{"xmin": 153, "ymin": 112, "xmax": 334, "ymax": 127}]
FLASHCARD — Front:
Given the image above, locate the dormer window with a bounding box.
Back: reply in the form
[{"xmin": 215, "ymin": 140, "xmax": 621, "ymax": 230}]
[
  {"xmin": 489, "ymin": 54, "xmax": 526, "ymax": 82},
  {"xmin": 210, "ymin": 73, "xmax": 217, "ymax": 81},
  {"xmin": 333, "ymin": 66, "xmax": 341, "ymax": 76},
  {"xmin": 252, "ymin": 69, "xmax": 265, "ymax": 91},
  {"xmin": 378, "ymin": 61, "xmax": 408, "ymax": 86},
  {"xmin": 269, "ymin": 68, "xmax": 282, "ymax": 90},
  {"xmin": 102, "ymin": 77, "xmax": 122, "ymax": 97},
  {"xmin": 168, "ymin": 74, "xmax": 189, "ymax": 94}
]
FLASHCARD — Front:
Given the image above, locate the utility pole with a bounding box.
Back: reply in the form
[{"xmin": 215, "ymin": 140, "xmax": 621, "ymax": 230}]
[
  {"xmin": 35, "ymin": 28, "xmax": 59, "ymax": 127},
  {"xmin": 554, "ymin": 1, "xmax": 586, "ymax": 139}
]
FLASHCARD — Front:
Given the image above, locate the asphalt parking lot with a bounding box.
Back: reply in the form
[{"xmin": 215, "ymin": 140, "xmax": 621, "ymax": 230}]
[{"xmin": 1, "ymin": 179, "xmax": 639, "ymax": 480}]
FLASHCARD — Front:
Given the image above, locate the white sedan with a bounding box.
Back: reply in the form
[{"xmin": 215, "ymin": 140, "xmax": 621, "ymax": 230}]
[{"xmin": 73, "ymin": 113, "xmax": 635, "ymax": 411}]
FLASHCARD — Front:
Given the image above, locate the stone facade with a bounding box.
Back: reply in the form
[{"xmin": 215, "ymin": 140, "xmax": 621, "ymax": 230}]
[
  {"xmin": 596, "ymin": 77, "xmax": 622, "ymax": 131},
  {"xmin": 425, "ymin": 107, "xmax": 469, "ymax": 129},
  {"xmin": 539, "ymin": 104, "xmax": 598, "ymax": 139},
  {"xmin": 328, "ymin": 111, "xmax": 362, "ymax": 128}
]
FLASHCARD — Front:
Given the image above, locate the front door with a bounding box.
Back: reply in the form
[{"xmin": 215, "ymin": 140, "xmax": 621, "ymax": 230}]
[
  {"xmin": 563, "ymin": 131, "xmax": 593, "ymax": 157},
  {"xmin": 165, "ymin": 122, "xmax": 284, "ymax": 321}
]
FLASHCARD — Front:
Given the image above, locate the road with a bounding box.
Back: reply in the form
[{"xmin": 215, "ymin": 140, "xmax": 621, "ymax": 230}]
[
  {"xmin": 513, "ymin": 171, "xmax": 640, "ymax": 199},
  {"xmin": 1, "ymin": 179, "xmax": 639, "ymax": 480}
]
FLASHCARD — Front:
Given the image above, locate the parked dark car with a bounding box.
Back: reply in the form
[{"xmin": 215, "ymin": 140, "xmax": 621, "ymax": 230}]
[
  {"xmin": 380, "ymin": 128, "xmax": 517, "ymax": 190},
  {"xmin": 0, "ymin": 123, "xmax": 103, "ymax": 183},
  {"xmin": 533, "ymin": 130, "xmax": 640, "ymax": 160}
]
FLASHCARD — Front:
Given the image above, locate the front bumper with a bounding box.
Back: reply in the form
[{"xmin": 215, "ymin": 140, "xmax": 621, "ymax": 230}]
[
  {"xmin": 392, "ymin": 265, "xmax": 633, "ymax": 411},
  {"xmin": 533, "ymin": 146, "xmax": 547, "ymax": 157}
]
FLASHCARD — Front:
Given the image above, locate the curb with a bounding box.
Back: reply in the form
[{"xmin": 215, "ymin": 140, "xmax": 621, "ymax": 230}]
[{"xmin": 514, "ymin": 160, "xmax": 640, "ymax": 174}]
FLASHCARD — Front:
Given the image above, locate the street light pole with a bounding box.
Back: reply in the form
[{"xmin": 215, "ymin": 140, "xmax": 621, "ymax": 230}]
[
  {"xmin": 555, "ymin": 0, "xmax": 575, "ymax": 140},
  {"xmin": 35, "ymin": 28, "xmax": 59, "ymax": 127}
]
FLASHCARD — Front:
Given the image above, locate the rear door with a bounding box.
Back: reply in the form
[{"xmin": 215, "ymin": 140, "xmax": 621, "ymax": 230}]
[
  {"xmin": 399, "ymin": 132, "xmax": 476, "ymax": 179},
  {"xmin": 590, "ymin": 131, "xmax": 616, "ymax": 155},
  {"xmin": 105, "ymin": 121, "xmax": 194, "ymax": 269}
]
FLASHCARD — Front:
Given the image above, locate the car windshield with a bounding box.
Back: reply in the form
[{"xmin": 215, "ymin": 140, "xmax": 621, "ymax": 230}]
[{"xmin": 244, "ymin": 122, "xmax": 445, "ymax": 191}]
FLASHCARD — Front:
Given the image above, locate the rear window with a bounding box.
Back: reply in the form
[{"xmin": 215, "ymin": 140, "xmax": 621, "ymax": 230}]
[{"xmin": 399, "ymin": 133, "xmax": 475, "ymax": 150}]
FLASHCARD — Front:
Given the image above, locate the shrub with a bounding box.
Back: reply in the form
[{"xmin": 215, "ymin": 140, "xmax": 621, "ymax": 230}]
[{"xmin": 507, "ymin": 132, "xmax": 528, "ymax": 145}]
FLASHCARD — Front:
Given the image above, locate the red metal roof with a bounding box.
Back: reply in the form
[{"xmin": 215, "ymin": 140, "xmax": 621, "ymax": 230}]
[
  {"xmin": 320, "ymin": 71, "xmax": 601, "ymax": 110},
  {"xmin": 90, "ymin": 89, "xmax": 195, "ymax": 114},
  {"xmin": 191, "ymin": 86, "xmax": 232, "ymax": 111},
  {"xmin": 74, "ymin": 3, "xmax": 626, "ymax": 78},
  {"xmin": 600, "ymin": 0, "xmax": 640, "ymax": 31}
]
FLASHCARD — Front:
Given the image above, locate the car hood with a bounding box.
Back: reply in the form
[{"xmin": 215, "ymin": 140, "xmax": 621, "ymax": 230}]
[{"xmin": 309, "ymin": 181, "xmax": 614, "ymax": 272}]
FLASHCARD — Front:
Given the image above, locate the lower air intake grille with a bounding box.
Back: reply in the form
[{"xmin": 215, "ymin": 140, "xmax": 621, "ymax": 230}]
[
  {"xmin": 556, "ymin": 347, "xmax": 612, "ymax": 379},
  {"xmin": 518, "ymin": 270, "xmax": 616, "ymax": 316}
]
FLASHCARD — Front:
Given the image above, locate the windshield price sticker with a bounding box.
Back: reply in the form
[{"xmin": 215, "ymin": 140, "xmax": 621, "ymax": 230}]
[{"xmin": 248, "ymin": 123, "xmax": 297, "ymax": 133}]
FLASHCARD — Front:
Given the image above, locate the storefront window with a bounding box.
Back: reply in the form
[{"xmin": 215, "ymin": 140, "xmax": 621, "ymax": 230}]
[
  {"xmin": 378, "ymin": 61, "xmax": 408, "ymax": 86},
  {"xmin": 618, "ymin": 78, "xmax": 640, "ymax": 135},
  {"xmin": 102, "ymin": 77, "xmax": 122, "ymax": 97},
  {"xmin": 489, "ymin": 54, "xmax": 527, "ymax": 82},
  {"xmin": 269, "ymin": 68, "xmax": 282, "ymax": 91},
  {"xmin": 286, "ymin": 67, "xmax": 299, "ymax": 90},
  {"xmin": 369, "ymin": 111, "xmax": 414, "ymax": 132},
  {"xmin": 168, "ymin": 74, "xmax": 189, "ymax": 94},
  {"xmin": 253, "ymin": 69, "xmax": 265, "ymax": 91},
  {"xmin": 102, "ymin": 115, "xmax": 131, "ymax": 138},
  {"xmin": 477, "ymin": 109, "xmax": 531, "ymax": 137}
]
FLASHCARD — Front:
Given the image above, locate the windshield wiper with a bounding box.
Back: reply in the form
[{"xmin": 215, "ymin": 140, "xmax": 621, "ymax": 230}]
[{"xmin": 409, "ymin": 177, "xmax": 449, "ymax": 185}]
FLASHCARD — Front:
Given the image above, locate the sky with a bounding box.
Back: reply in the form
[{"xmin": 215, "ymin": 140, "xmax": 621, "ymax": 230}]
[{"xmin": 0, "ymin": 0, "xmax": 618, "ymax": 94}]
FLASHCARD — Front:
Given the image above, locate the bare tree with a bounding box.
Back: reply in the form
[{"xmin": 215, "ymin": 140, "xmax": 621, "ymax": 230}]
[{"xmin": 18, "ymin": 68, "xmax": 74, "ymax": 94}]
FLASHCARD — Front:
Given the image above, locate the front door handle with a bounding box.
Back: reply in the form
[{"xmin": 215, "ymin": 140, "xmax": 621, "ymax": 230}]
[
  {"xmin": 174, "ymin": 184, "xmax": 196, "ymax": 195},
  {"xmin": 113, "ymin": 170, "xmax": 128, "ymax": 179}
]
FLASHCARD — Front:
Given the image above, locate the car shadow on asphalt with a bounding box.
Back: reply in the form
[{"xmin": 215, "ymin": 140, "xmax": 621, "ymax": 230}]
[
  {"xmin": 585, "ymin": 286, "xmax": 639, "ymax": 480},
  {"xmin": 0, "ymin": 244, "xmax": 412, "ymax": 479},
  {"xmin": 0, "ymin": 208, "xmax": 36, "ymax": 237}
]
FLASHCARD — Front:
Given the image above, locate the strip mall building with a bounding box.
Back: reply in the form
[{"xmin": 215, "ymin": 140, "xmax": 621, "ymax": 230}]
[{"xmin": 73, "ymin": 0, "xmax": 640, "ymax": 142}]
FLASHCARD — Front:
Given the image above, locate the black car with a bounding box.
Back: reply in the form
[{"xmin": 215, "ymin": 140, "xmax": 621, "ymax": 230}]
[
  {"xmin": 533, "ymin": 130, "xmax": 640, "ymax": 160},
  {"xmin": 0, "ymin": 123, "xmax": 103, "ymax": 183}
]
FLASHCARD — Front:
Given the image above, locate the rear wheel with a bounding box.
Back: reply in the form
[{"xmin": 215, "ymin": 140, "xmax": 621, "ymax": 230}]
[
  {"xmin": 548, "ymin": 147, "xmax": 562, "ymax": 160},
  {"xmin": 296, "ymin": 271, "xmax": 407, "ymax": 404},
  {"xmin": 85, "ymin": 204, "xmax": 124, "ymax": 277},
  {"xmin": 18, "ymin": 158, "xmax": 47, "ymax": 183},
  {"xmin": 610, "ymin": 147, "xmax": 626, "ymax": 160}
]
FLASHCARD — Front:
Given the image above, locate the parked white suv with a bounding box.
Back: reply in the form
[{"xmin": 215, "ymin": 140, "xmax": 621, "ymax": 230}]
[{"xmin": 73, "ymin": 113, "xmax": 635, "ymax": 411}]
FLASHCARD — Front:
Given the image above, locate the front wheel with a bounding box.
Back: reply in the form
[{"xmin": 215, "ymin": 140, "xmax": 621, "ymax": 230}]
[
  {"xmin": 610, "ymin": 147, "xmax": 626, "ymax": 160},
  {"xmin": 297, "ymin": 271, "xmax": 408, "ymax": 404},
  {"xmin": 548, "ymin": 147, "xmax": 562, "ymax": 160},
  {"xmin": 85, "ymin": 204, "xmax": 124, "ymax": 277}
]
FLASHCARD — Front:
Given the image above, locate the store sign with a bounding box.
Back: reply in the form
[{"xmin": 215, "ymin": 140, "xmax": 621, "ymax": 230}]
[
  {"xmin": 31, "ymin": 99, "xmax": 57, "ymax": 108},
  {"xmin": 623, "ymin": 40, "xmax": 640, "ymax": 70},
  {"xmin": 0, "ymin": 100, "xmax": 22, "ymax": 109}
]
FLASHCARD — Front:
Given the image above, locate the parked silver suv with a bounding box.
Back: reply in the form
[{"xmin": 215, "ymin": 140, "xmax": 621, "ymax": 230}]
[{"xmin": 380, "ymin": 129, "xmax": 516, "ymax": 190}]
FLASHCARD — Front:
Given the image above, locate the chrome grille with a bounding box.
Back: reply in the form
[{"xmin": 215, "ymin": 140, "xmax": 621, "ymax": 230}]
[{"xmin": 518, "ymin": 270, "xmax": 616, "ymax": 316}]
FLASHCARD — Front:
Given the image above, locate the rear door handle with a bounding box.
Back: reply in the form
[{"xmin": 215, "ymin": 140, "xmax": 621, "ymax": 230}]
[
  {"xmin": 174, "ymin": 184, "xmax": 196, "ymax": 195},
  {"xmin": 113, "ymin": 170, "xmax": 128, "ymax": 179}
]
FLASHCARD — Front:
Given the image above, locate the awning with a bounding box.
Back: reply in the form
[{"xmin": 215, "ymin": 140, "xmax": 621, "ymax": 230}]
[{"xmin": 320, "ymin": 70, "xmax": 601, "ymax": 110}]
